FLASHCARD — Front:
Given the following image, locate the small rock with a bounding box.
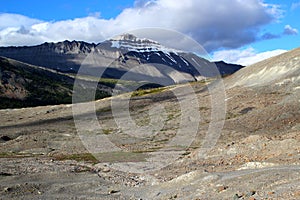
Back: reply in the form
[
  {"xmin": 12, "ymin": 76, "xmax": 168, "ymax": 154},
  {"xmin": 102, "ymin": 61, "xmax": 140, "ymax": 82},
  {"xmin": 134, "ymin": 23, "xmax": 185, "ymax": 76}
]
[
  {"xmin": 108, "ymin": 189, "xmax": 120, "ymax": 194},
  {"xmin": 217, "ymin": 185, "xmax": 228, "ymax": 192},
  {"xmin": 268, "ymin": 191, "xmax": 275, "ymax": 195},
  {"xmin": 233, "ymin": 194, "xmax": 242, "ymax": 200},
  {"xmin": 4, "ymin": 187, "xmax": 12, "ymax": 192},
  {"xmin": 0, "ymin": 135, "xmax": 12, "ymax": 142},
  {"xmin": 294, "ymin": 190, "xmax": 300, "ymax": 197},
  {"xmin": 102, "ymin": 167, "xmax": 110, "ymax": 173},
  {"xmin": 0, "ymin": 172, "xmax": 12, "ymax": 176},
  {"xmin": 245, "ymin": 190, "xmax": 256, "ymax": 197}
]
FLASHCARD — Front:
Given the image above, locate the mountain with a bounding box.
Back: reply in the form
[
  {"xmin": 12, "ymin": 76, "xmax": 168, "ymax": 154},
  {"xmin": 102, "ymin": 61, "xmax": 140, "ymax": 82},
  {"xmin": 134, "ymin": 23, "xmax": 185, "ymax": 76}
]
[
  {"xmin": 0, "ymin": 40, "xmax": 96, "ymax": 73},
  {"xmin": 0, "ymin": 56, "xmax": 112, "ymax": 108},
  {"xmin": 0, "ymin": 34, "xmax": 244, "ymax": 84},
  {"xmin": 223, "ymin": 47, "xmax": 300, "ymax": 137}
]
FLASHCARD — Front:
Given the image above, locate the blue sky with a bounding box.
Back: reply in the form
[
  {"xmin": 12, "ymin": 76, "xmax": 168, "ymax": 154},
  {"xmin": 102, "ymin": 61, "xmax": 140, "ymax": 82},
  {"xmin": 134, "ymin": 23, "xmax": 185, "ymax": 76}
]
[
  {"xmin": 0, "ymin": 0, "xmax": 299, "ymax": 65},
  {"xmin": 0, "ymin": 0, "xmax": 134, "ymax": 20}
]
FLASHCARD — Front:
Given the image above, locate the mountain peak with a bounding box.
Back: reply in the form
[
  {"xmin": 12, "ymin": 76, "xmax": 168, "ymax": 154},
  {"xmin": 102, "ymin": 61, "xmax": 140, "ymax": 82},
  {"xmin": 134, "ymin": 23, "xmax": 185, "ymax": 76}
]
[
  {"xmin": 108, "ymin": 33, "xmax": 183, "ymax": 54},
  {"xmin": 111, "ymin": 33, "xmax": 138, "ymax": 41},
  {"xmin": 110, "ymin": 33, "xmax": 160, "ymax": 45}
]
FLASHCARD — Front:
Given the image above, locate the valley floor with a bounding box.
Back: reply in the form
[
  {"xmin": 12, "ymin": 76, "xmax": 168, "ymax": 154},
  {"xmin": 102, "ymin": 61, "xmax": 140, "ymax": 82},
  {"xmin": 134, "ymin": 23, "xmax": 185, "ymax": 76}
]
[{"xmin": 0, "ymin": 81, "xmax": 299, "ymax": 199}]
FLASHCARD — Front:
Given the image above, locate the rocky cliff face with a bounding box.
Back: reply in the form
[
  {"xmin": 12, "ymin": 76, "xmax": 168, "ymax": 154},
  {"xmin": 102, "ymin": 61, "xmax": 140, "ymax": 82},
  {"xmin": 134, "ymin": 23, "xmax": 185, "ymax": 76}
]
[
  {"xmin": 0, "ymin": 41, "xmax": 96, "ymax": 73},
  {"xmin": 0, "ymin": 69, "xmax": 28, "ymax": 100}
]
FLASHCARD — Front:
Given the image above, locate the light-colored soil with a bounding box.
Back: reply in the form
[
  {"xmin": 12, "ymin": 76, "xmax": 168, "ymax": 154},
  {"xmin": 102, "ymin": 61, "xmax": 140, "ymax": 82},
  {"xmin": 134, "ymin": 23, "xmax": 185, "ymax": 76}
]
[{"xmin": 1, "ymin": 47, "xmax": 300, "ymax": 200}]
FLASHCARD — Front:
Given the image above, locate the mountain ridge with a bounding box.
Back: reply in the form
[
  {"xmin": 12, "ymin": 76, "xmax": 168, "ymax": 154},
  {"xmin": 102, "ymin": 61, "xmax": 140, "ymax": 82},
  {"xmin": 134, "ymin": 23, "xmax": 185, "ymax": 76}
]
[{"xmin": 0, "ymin": 34, "xmax": 244, "ymax": 82}]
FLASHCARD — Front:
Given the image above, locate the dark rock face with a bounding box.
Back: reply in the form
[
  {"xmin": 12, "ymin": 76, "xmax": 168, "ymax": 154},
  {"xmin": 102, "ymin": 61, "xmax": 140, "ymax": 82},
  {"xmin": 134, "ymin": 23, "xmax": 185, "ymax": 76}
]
[
  {"xmin": 0, "ymin": 41, "xmax": 96, "ymax": 73},
  {"xmin": 214, "ymin": 61, "xmax": 244, "ymax": 76},
  {"xmin": 0, "ymin": 34, "xmax": 244, "ymax": 82}
]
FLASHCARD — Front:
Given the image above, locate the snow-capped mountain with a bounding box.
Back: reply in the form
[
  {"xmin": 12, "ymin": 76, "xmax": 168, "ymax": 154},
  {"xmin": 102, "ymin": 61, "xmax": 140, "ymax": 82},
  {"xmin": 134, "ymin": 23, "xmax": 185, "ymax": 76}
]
[
  {"xmin": 0, "ymin": 34, "xmax": 243, "ymax": 84},
  {"xmin": 109, "ymin": 33, "xmax": 181, "ymax": 53}
]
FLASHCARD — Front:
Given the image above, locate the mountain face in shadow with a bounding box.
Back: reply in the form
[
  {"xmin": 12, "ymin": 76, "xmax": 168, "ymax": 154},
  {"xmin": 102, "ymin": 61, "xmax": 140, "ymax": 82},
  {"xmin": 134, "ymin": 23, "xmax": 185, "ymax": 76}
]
[{"xmin": 0, "ymin": 56, "xmax": 112, "ymax": 108}]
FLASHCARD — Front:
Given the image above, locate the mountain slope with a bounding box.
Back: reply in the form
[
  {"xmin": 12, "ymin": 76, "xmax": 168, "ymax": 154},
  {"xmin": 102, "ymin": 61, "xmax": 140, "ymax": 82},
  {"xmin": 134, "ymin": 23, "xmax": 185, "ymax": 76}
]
[
  {"xmin": 0, "ymin": 34, "xmax": 244, "ymax": 83},
  {"xmin": 0, "ymin": 56, "xmax": 111, "ymax": 108},
  {"xmin": 223, "ymin": 47, "xmax": 300, "ymax": 138}
]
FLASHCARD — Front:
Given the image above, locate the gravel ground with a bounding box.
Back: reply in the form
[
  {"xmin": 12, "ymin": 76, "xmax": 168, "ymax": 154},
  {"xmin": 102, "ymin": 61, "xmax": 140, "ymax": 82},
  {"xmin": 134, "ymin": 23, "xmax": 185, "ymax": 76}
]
[{"xmin": 0, "ymin": 68, "xmax": 299, "ymax": 199}]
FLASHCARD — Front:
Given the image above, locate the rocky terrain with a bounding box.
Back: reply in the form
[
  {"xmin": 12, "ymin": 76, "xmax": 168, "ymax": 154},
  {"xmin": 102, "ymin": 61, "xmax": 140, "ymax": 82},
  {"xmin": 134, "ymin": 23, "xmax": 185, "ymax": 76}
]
[{"xmin": 0, "ymin": 46, "xmax": 299, "ymax": 199}]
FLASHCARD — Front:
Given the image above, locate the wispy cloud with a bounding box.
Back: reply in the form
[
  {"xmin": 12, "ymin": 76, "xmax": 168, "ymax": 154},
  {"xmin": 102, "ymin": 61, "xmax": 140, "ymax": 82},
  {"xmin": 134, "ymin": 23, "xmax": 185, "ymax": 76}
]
[
  {"xmin": 259, "ymin": 24, "xmax": 298, "ymax": 41},
  {"xmin": 0, "ymin": 0, "xmax": 281, "ymax": 52},
  {"xmin": 283, "ymin": 25, "xmax": 298, "ymax": 35},
  {"xmin": 261, "ymin": 32, "xmax": 280, "ymax": 40},
  {"xmin": 291, "ymin": 1, "xmax": 300, "ymax": 10}
]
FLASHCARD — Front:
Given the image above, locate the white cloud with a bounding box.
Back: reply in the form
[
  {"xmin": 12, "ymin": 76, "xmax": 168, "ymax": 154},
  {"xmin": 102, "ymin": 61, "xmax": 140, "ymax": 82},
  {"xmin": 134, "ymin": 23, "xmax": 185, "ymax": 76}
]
[
  {"xmin": 283, "ymin": 25, "xmax": 298, "ymax": 35},
  {"xmin": 212, "ymin": 47, "xmax": 287, "ymax": 66},
  {"xmin": 0, "ymin": 13, "xmax": 42, "ymax": 29},
  {"xmin": 0, "ymin": 0, "xmax": 281, "ymax": 51}
]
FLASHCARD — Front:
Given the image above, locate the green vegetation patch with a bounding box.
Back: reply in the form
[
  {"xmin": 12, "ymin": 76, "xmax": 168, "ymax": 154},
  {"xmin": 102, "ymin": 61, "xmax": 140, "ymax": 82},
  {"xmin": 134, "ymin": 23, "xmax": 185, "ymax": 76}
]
[
  {"xmin": 131, "ymin": 87, "xmax": 166, "ymax": 97},
  {"xmin": 0, "ymin": 152, "xmax": 37, "ymax": 158},
  {"xmin": 53, "ymin": 151, "xmax": 148, "ymax": 163},
  {"xmin": 54, "ymin": 153, "xmax": 98, "ymax": 163},
  {"xmin": 94, "ymin": 151, "xmax": 148, "ymax": 163}
]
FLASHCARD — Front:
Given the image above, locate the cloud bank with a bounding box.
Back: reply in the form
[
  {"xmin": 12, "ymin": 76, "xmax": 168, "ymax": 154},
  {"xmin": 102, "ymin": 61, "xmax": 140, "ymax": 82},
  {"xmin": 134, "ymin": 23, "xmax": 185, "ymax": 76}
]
[
  {"xmin": 212, "ymin": 47, "xmax": 287, "ymax": 66},
  {"xmin": 0, "ymin": 0, "xmax": 281, "ymax": 52}
]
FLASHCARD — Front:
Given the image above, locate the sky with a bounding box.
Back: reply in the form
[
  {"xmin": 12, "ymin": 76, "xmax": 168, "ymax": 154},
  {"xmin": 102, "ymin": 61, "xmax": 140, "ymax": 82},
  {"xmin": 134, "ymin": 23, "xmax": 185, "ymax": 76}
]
[{"xmin": 0, "ymin": 0, "xmax": 299, "ymax": 65}]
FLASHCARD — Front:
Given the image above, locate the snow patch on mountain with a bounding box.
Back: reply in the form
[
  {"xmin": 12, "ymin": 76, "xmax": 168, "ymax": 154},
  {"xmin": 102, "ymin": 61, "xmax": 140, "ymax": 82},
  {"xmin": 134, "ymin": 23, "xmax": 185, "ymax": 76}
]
[{"xmin": 109, "ymin": 33, "xmax": 183, "ymax": 55}]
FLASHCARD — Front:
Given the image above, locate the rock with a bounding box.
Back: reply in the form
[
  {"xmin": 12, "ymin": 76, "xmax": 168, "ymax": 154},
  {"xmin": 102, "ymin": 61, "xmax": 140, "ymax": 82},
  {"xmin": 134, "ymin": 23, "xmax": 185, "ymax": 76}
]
[
  {"xmin": 233, "ymin": 194, "xmax": 242, "ymax": 200},
  {"xmin": 245, "ymin": 190, "xmax": 256, "ymax": 197},
  {"xmin": 238, "ymin": 162, "xmax": 276, "ymax": 170},
  {"xmin": 108, "ymin": 189, "xmax": 120, "ymax": 194},
  {"xmin": 217, "ymin": 185, "xmax": 228, "ymax": 192},
  {"xmin": 102, "ymin": 167, "xmax": 111, "ymax": 173},
  {"xmin": 268, "ymin": 191, "xmax": 275, "ymax": 195},
  {"xmin": 0, "ymin": 135, "xmax": 12, "ymax": 142},
  {"xmin": 0, "ymin": 172, "xmax": 12, "ymax": 176},
  {"xmin": 4, "ymin": 187, "xmax": 12, "ymax": 192}
]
